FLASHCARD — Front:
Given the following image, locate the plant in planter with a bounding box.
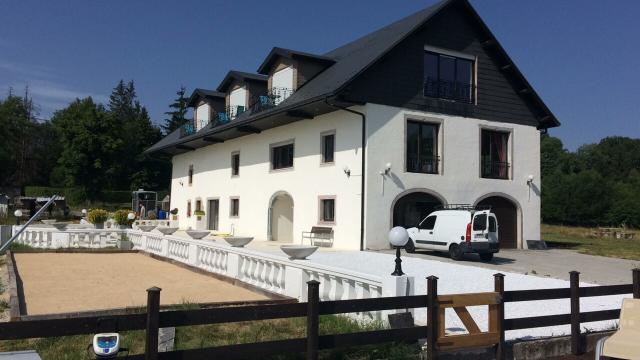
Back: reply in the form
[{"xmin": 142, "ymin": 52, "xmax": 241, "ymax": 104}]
[
  {"xmin": 113, "ymin": 209, "xmax": 134, "ymax": 229},
  {"xmin": 170, "ymin": 208, "xmax": 178, "ymax": 221},
  {"xmin": 87, "ymin": 209, "xmax": 109, "ymax": 229},
  {"xmin": 194, "ymin": 210, "xmax": 205, "ymax": 221}
]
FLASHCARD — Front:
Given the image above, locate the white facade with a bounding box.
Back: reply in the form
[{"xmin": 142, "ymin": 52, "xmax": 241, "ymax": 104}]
[{"xmin": 170, "ymin": 103, "xmax": 542, "ymax": 251}]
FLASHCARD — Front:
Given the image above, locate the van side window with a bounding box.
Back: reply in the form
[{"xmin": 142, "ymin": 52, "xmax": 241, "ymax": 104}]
[
  {"xmin": 488, "ymin": 216, "xmax": 497, "ymax": 232},
  {"xmin": 473, "ymin": 214, "xmax": 487, "ymax": 231},
  {"xmin": 421, "ymin": 216, "xmax": 437, "ymax": 230}
]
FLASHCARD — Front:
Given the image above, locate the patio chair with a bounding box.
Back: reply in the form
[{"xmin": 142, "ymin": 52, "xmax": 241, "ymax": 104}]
[{"xmin": 595, "ymin": 298, "xmax": 640, "ymax": 359}]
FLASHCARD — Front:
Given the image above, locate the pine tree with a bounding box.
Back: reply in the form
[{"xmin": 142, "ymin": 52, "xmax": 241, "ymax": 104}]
[{"xmin": 162, "ymin": 86, "xmax": 190, "ymax": 134}]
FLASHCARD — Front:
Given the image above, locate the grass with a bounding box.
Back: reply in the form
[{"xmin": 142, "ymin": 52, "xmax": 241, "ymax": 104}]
[
  {"xmin": 0, "ymin": 316, "xmax": 419, "ymax": 359},
  {"xmin": 542, "ymin": 224, "xmax": 640, "ymax": 261}
]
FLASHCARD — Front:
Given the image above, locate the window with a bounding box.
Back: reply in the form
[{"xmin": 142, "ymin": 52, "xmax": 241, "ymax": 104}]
[
  {"xmin": 188, "ymin": 165, "xmax": 194, "ymax": 185},
  {"xmin": 319, "ymin": 197, "xmax": 335, "ymax": 224},
  {"xmin": 481, "ymin": 130, "xmax": 510, "ymax": 179},
  {"xmin": 271, "ymin": 142, "xmax": 294, "ymax": 170},
  {"xmin": 420, "ymin": 216, "xmax": 437, "ymax": 230},
  {"xmin": 406, "ymin": 121, "xmax": 439, "ymax": 174},
  {"xmin": 488, "ymin": 216, "xmax": 497, "ymax": 232},
  {"xmin": 321, "ymin": 133, "xmax": 335, "ymax": 164},
  {"xmin": 231, "ymin": 152, "xmax": 240, "ymax": 176},
  {"xmin": 424, "ymin": 51, "xmax": 474, "ymax": 103},
  {"xmin": 473, "ymin": 214, "xmax": 487, "ymax": 231},
  {"xmin": 230, "ymin": 198, "xmax": 239, "ymax": 217},
  {"xmin": 195, "ymin": 200, "xmax": 202, "ymax": 212},
  {"xmin": 187, "ymin": 200, "xmax": 192, "ymax": 218}
]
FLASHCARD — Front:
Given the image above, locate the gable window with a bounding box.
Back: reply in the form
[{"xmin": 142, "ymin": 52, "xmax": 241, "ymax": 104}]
[
  {"xmin": 406, "ymin": 120, "xmax": 439, "ymax": 174},
  {"xmin": 481, "ymin": 129, "xmax": 510, "ymax": 179},
  {"xmin": 188, "ymin": 165, "xmax": 194, "ymax": 186},
  {"xmin": 231, "ymin": 152, "xmax": 240, "ymax": 176},
  {"xmin": 319, "ymin": 196, "xmax": 336, "ymax": 224},
  {"xmin": 230, "ymin": 197, "xmax": 239, "ymax": 217},
  {"xmin": 321, "ymin": 132, "xmax": 335, "ymax": 164},
  {"xmin": 271, "ymin": 141, "xmax": 294, "ymax": 170},
  {"xmin": 424, "ymin": 51, "xmax": 474, "ymax": 103}
]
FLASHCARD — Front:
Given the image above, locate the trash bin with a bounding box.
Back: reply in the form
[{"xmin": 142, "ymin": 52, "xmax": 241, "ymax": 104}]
[{"xmin": 158, "ymin": 210, "xmax": 166, "ymax": 220}]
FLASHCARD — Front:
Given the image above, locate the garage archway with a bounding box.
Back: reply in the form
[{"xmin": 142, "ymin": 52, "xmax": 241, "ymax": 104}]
[
  {"xmin": 392, "ymin": 190, "xmax": 445, "ymax": 228},
  {"xmin": 476, "ymin": 195, "xmax": 519, "ymax": 249}
]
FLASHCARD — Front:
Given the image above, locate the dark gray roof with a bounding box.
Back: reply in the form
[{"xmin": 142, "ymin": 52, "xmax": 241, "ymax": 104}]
[
  {"xmin": 146, "ymin": 0, "xmax": 558, "ymax": 154},
  {"xmin": 257, "ymin": 47, "xmax": 336, "ymax": 74},
  {"xmin": 217, "ymin": 70, "xmax": 268, "ymax": 92},
  {"xmin": 187, "ymin": 88, "xmax": 224, "ymax": 107}
]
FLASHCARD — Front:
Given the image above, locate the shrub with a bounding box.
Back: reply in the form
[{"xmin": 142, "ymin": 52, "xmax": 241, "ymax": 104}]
[
  {"xmin": 194, "ymin": 210, "xmax": 205, "ymax": 216},
  {"xmin": 113, "ymin": 209, "xmax": 133, "ymax": 226},
  {"xmin": 87, "ymin": 209, "xmax": 109, "ymax": 224},
  {"xmin": 147, "ymin": 210, "xmax": 157, "ymax": 220},
  {"xmin": 170, "ymin": 208, "xmax": 178, "ymax": 215}
]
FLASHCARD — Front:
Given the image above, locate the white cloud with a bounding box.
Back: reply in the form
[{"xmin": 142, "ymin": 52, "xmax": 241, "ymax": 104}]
[{"xmin": 28, "ymin": 80, "xmax": 108, "ymax": 104}]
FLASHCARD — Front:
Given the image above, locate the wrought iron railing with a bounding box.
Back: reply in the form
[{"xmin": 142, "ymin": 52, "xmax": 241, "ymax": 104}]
[
  {"xmin": 208, "ymin": 105, "xmax": 247, "ymax": 128},
  {"xmin": 407, "ymin": 156, "xmax": 440, "ymax": 174},
  {"xmin": 179, "ymin": 121, "xmax": 196, "ymax": 137},
  {"xmin": 249, "ymin": 87, "xmax": 295, "ymax": 113},
  {"xmin": 423, "ymin": 78, "xmax": 474, "ymax": 103},
  {"xmin": 481, "ymin": 161, "xmax": 510, "ymax": 179}
]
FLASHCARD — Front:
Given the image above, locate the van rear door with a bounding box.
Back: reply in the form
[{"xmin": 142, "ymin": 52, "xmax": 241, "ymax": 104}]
[
  {"xmin": 471, "ymin": 212, "xmax": 489, "ymax": 242},
  {"xmin": 488, "ymin": 214, "xmax": 499, "ymax": 244}
]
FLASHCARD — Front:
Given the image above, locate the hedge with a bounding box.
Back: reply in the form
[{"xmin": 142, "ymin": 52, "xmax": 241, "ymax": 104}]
[{"xmin": 24, "ymin": 186, "xmax": 165, "ymax": 206}]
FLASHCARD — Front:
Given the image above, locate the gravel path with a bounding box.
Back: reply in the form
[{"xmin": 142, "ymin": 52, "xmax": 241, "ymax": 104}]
[{"xmin": 250, "ymin": 246, "xmax": 627, "ymax": 341}]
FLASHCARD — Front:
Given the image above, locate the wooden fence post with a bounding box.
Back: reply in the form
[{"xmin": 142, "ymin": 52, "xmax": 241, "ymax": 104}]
[
  {"xmin": 145, "ymin": 286, "xmax": 161, "ymax": 360},
  {"xmin": 633, "ymin": 268, "xmax": 640, "ymax": 299},
  {"xmin": 426, "ymin": 276, "xmax": 439, "ymax": 360},
  {"xmin": 569, "ymin": 271, "xmax": 581, "ymax": 355},
  {"xmin": 493, "ymin": 273, "xmax": 505, "ymax": 360},
  {"xmin": 306, "ymin": 280, "xmax": 320, "ymax": 360}
]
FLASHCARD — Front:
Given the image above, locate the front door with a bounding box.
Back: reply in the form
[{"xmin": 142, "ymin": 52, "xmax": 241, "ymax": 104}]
[
  {"xmin": 271, "ymin": 195, "xmax": 293, "ymax": 242},
  {"xmin": 208, "ymin": 199, "xmax": 219, "ymax": 231}
]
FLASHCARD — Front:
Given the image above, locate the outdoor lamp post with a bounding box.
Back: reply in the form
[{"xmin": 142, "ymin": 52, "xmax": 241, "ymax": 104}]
[
  {"xmin": 81, "ymin": 209, "xmax": 87, "ymax": 216},
  {"xmin": 389, "ymin": 226, "xmax": 409, "ymax": 276},
  {"xmin": 127, "ymin": 212, "xmax": 135, "ymax": 228},
  {"xmin": 14, "ymin": 209, "xmax": 22, "ymax": 225}
]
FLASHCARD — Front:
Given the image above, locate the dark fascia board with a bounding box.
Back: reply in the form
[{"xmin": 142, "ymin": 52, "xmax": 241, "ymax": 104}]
[
  {"xmin": 256, "ymin": 47, "xmax": 336, "ymax": 75},
  {"xmin": 458, "ymin": 0, "xmax": 560, "ymax": 129},
  {"xmin": 216, "ymin": 70, "xmax": 268, "ymax": 92},
  {"xmin": 187, "ymin": 88, "xmax": 225, "ymax": 107}
]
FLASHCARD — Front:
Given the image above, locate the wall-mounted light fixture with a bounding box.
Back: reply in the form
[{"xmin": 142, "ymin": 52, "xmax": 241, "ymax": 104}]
[
  {"xmin": 343, "ymin": 166, "xmax": 351, "ymax": 177},
  {"xmin": 380, "ymin": 163, "xmax": 392, "ymax": 176},
  {"xmin": 527, "ymin": 174, "xmax": 534, "ymax": 185}
]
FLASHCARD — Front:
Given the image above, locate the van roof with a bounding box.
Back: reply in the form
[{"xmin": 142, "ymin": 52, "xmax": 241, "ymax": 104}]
[{"xmin": 430, "ymin": 209, "xmax": 491, "ymax": 216}]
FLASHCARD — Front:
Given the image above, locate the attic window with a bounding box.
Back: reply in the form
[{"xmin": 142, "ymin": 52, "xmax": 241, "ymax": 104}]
[{"xmin": 424, "ymin": 50, "xmax": 474, "ymax": 103}]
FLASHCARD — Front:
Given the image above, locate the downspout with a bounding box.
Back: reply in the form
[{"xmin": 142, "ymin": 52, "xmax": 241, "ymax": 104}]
[{"xmin": 324, "ymin": 98, "xmax": 366, "ymax": 251}]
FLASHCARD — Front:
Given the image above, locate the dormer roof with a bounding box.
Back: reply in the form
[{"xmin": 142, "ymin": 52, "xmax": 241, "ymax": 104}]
[
  {"xmin": 256, "ymin": 47, "xmax": 336, "ymax": 75},
  {"xmin": 217, "ymin": 71, "xmax": 268, "ymax": 92}
]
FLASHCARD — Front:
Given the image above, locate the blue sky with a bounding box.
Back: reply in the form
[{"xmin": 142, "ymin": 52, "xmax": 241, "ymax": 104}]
[{"xmin": 1, "ymin": 0, "xmax": 638, "ymax": 150}]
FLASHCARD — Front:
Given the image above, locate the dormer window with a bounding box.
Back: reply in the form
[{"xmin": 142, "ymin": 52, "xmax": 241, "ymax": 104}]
[
  {"xmin": 229, "ymin": 87, "xmax": 247, "ymax": 119},
  {"xmin": 271, "ymin": 66, "xmax": 294, "ymax": 105},
  {"xmin": 195, "ymin": 103, "xmax": 210, "ymax": 130},
  {"xmin": 423, "ymin": 47, "xmax": 475, "ymax": 104}
]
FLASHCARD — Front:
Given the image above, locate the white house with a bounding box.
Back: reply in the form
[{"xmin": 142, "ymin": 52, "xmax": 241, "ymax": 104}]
[{"xmin": 146, "ymin": 0, "xmax": 559, "ymax": 251}]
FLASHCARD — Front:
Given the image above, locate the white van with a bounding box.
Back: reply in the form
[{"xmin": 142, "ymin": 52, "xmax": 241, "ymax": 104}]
[{"xmin": 405, "ymin": 206, "xmax": 499, "ymax": 261}]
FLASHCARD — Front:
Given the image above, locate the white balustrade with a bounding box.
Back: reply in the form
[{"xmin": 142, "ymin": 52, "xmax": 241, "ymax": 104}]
[{"xmin": 12, "ymin": 226, "xmax": 401, "ymax": 307}]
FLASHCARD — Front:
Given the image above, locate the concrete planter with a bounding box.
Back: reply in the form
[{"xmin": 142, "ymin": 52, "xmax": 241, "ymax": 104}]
[
  {"xmin": 117, "ymin": 239, "xmax": 133, "ymax": 250},
  {"xmin": 185, "ymin": 230, "xmax": 210, "ymax": 239},
  {"xmin": 223, "ymin": 237, "xmax": 253, "ymax": 248},
  {"xmin": 41, "ymin": 219, "xmax": 57, "ymax": 225},
  {"xmin": 93, "ymin": 223, "xmax": 104, "ymax": 230},
  {"xmin": 137, "ymin": 225, "xmax": 156, "ymax": 232},
  {"xmin": 52, "ymin": 223, "xmax": 68, "ymax": 231},
  {"xmin": 157, "ymin": 227, "xmax": 179, "ymax": 235},
  {"xmin": 280, "ymin": 245, "xmax": 318, "ymax": 260}
]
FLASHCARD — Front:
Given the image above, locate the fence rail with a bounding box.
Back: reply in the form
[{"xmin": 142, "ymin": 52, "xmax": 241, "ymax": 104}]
[{"xmin": 1, "ymin": 268, "xmax": 638, "ymax": 359}]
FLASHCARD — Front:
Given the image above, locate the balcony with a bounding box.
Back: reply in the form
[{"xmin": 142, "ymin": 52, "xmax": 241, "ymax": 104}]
[
  {"xmin": 407, "ymin": 155, "xmax": 439, "ymax": 174},
  {"xmin": 249, "ymin": 87, "xmax": 294, "ymax": 113},
  {"xmin": 423, "ymin": 78, "xmax": 474, "ymax": 104},
  {"xmin": 481, "ymin": 161, "xmax": 510, "ymax": 179},
  {"xmin": 179, "ymin": 121, "xmax": 196, "ymax": 138}
]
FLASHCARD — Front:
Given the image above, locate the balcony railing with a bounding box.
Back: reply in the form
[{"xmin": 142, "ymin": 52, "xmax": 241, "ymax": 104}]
[
  {"xmin": 249, "ymin": 87, "xmax": 294, "ymax": 113},
  {"xmin": 407, "ymin": 155, "xmax": 439, "ymax": 174},
  {"xmin": 481, "ymin": 161, "xmax": 510, "ymax": 179},
  {"xmin": 423, "ymin": 78, "xmax": 474, "ymax": 104},
  {"xmin": 179, "ymin": 121, "xmax": 196, "ymax": 137}
]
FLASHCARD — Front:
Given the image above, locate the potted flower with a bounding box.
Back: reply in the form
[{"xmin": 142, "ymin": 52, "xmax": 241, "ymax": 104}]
[
  {"xmin": 87, "ymin": 209, "xmax": 109, "ymax": 229},
  {"xmin": 194, "ymin": 210, "xmax": 205, "ymax": 221},
  {"xmin": 113, "ymin": 209, "xmax": 134, "ymax": 229},
  {"xmin": 170, "ymin": 208, "xmax": 178, "ymax": 221}
]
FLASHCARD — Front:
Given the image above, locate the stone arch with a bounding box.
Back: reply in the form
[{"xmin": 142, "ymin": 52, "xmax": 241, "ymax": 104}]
[
  {"xmin": 267, "ymin": 191, "xmax": 294, "ymax": 242},
  {"xmin": 390, "ymin": 188, "xmax": 447, "ymax": 228},
  {"xmin": 475, "ymin": 193, "xmax": 522, "ymax": 249}
]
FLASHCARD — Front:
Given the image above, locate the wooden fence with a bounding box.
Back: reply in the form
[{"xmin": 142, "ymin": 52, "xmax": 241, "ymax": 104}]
[{"xmin": 0, "ymin": 269, "xmax": 638, "ymax": 360}]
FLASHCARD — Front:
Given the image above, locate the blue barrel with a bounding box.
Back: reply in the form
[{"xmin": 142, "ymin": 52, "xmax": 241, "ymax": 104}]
[{"xmin": 158, "ymin": 210, "xmax": 166, "ymax": 220}]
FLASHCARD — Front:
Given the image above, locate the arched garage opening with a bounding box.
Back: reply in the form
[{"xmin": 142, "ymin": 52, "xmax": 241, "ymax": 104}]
[
  {"xmin": 476, "ymin": 195, "xmax": 519, "ymax": 249},
  {"xmin": 392, "ymin": 190, "xmax": 444, "ymax": 228}
]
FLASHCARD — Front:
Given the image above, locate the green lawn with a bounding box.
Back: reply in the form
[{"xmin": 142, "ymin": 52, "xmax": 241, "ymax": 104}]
[
  {"xmin": 0, "ymin": 316, "xmax": 419, "ymax": 359},
  {"xmin": 542, "ymin": 224, "xmax": 640, "ymax": 260}
]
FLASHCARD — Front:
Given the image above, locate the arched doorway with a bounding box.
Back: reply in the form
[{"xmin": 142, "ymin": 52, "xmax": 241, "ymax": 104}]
[
  {"xmin": 477, "ymin": 196, "xmax": 519, "ymax": 249},
  {"xmin": 269, "ymin": 192, "xmax": 294, "ymax": 242},
  {"xmin": 392, "ymin": 190, "xmax": 444, "ymax": 228}
]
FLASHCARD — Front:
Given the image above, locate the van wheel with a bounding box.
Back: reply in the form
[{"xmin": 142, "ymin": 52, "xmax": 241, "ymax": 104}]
[
  {"xmin": 404, "ymin": 239, "xmax": 416, "ymax": 253},
  {"xmin": 449, "ymin": 244, "xmax": 463, "ymax": 260},
  {"xmin": 479, "ymin": 253, "xmax": 494, "ymax": 262}
]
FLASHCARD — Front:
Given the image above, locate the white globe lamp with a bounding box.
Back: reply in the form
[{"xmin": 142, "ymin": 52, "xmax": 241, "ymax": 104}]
[
  {"xmin": 388, "ymin": 226, "xmax": 409, "ymax": 276},
  {"xmin": 14, "ymin": 209, "xmax": 23, "ymax": 225}
]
